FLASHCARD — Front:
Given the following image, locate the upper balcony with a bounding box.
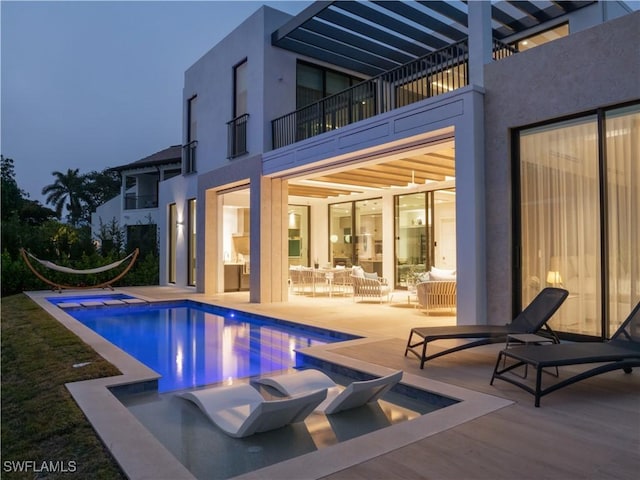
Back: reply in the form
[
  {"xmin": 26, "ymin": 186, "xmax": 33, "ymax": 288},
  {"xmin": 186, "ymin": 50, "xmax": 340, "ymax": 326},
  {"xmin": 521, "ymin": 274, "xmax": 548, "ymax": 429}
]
[
  {"xmin": 272, "ymin": 38, "xmax": 515, "ymax": 149},
  {"xmin": 270, "ymin": 0, "xmax": 593, "ymax": 149}
]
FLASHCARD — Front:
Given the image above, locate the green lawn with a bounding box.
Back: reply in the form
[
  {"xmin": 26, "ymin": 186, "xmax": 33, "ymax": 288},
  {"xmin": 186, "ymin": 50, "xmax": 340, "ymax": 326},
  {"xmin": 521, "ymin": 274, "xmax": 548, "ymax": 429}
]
[{"xmin": 1, "ymin": 294, "xmax": 126, "ymax": 479}]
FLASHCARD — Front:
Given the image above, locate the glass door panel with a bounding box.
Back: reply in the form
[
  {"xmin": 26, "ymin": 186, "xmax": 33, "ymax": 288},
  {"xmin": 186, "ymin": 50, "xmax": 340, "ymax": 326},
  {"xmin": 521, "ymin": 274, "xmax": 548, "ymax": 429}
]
[
  {"xmin": 355, "ymin": 199, "xmax": 382, "ymax": 276},
  {"xmin": 519, "ymin": 116, "xmax": 601, "ymax": 336},
  {"xmin": 329, "ymin": 202, "xmax": 353, "ymax": 267},
  {"xmin": 395, "ymin": 193, "xmax": 428, "ymax": 288},
  {"xmin": 288, "ymin": 205, "xmax": 310, "ymax": 267},
  {"xmin": 605, "ymin": 105, "xmax": 640, "ymax": 335},
  {"xmin": 433, "ymin": 190, "xmax": 456, "ymax": 270}
]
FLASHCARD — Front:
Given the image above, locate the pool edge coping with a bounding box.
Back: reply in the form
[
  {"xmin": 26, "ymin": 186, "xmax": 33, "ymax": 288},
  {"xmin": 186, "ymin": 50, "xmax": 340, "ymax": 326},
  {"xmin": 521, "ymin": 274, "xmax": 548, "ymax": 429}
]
[{"xmin": 26, "ymin": 290, "xmax": 513, "ymax": 480}]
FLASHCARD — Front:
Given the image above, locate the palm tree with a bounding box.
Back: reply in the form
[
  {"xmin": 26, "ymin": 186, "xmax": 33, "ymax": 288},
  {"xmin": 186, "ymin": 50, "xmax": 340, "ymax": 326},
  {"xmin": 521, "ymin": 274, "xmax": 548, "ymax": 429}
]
[{"xmin": 42, "ymin": 168, "xmax": 87, "ymax": 226}]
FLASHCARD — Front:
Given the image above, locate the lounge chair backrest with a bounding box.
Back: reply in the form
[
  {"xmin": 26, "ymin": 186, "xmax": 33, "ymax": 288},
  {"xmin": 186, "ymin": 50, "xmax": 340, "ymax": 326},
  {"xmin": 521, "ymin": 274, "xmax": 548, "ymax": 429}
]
[
  {"xmin": 323, "ymin": 370, "xmax": 403, "ymax": 415},
  {"xmin": 242, "ymin": 388, "xmax": 328, "ymax": 436},
  {"xmin": 510, "ymin": 287, "xmax": 568, "ymax": 333},
  {"xmin": 610, "ymin": 302, "xmax": 640, "ymax": 349}
]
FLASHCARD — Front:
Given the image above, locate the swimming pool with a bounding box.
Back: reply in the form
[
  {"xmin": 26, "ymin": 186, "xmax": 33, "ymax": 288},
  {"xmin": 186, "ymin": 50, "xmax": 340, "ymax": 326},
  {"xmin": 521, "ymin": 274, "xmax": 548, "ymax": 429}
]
[
  {"xmin": 32, "ymin": 290, "xmax": 508, "ymax": 480},
  {"xmin": 59, "ymin": 300, "xmax": 358, "ymax": 392}
]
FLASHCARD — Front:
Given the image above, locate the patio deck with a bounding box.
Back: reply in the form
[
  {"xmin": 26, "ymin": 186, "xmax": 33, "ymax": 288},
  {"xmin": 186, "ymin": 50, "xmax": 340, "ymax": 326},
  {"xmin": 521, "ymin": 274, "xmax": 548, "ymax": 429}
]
[{"xmin": 118, "ymin": 286, "xmax": 639, "ymax": 480}]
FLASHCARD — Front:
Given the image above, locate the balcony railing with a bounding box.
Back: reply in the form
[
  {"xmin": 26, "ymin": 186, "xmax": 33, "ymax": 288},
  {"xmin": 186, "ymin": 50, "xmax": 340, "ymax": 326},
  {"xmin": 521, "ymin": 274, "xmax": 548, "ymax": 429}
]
[
  {"xmin": 124, "ymin": 194, "xmax": 158, "ymax": 210},
  {"xmin": 492, "ymin": 39, "xmax": 518, "ymax": 60},
  {"xmin": 227, "ymin": 113, "xmax": 249, "ymax": 159},
  {"xmin": 183, "ymin": 140, "xmax": 197, "ymax": 174},
  {"xmin": 272, "ymin": 38, "xmax": 517, "ymax": 150}
]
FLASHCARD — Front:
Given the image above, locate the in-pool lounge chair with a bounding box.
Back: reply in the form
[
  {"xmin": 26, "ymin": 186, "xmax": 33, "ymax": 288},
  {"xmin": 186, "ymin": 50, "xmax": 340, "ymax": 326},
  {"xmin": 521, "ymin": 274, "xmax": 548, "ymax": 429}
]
[
  {"xmin": 491, "ymin": 301, "xmax": 640, "ymax": 407},
  {"xmin": 255, "ymin": 369, "xmax": 403, "ymax": 414},
  {"xmin": 180, "ymin": 383, "xmax": 327, "ymax": 438},
  {"xmin": 405, "ymin": 287, "xmax": 568, "ymax": 369}
]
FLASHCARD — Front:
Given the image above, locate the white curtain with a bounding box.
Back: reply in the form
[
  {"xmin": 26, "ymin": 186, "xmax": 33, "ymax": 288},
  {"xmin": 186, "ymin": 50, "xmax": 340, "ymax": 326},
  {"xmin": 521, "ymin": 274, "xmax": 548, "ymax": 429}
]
[
  {"xmin": 520, "ymin": 116, "xmax": 600, "ymax": 335},
  {"xmin": 606, "ymin": 105, "xmax": 640, "ymax": 335}
]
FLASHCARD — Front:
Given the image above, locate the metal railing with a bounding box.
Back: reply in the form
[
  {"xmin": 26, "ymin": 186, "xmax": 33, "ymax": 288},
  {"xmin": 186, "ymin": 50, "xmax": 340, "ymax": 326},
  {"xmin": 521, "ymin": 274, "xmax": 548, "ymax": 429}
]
[
  {"xmin": 227, "ymin": 113, "xmax": 249, "ymax": 159},
  {"xmin": 272, "ymin": 38, "xmax": 517, "ymax": 150},
  {"xmin": 492, "ymin": 39, "xmax": 518, "ymax": 60},
  {"xmin": 182, "ymin": 140, "xmax": 198, "ymax": 174},
  {"xmin": 124, "ymin": 194, "xmax": 158, "ymax": 210}
]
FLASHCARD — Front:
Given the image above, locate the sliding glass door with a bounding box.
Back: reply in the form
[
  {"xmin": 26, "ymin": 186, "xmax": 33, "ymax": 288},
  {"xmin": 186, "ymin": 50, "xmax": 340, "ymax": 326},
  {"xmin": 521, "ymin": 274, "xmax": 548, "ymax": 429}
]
[
  {"xmin": 518, "ymin": 103, "xmax": 639, "ymax": 337},
  {"xmin": 394, "ymin": 189, "xmax": 456, "ymax": 289},
  {"xmin": 605, "ymin": 105, "xmax": 640, "ymax": 335}
]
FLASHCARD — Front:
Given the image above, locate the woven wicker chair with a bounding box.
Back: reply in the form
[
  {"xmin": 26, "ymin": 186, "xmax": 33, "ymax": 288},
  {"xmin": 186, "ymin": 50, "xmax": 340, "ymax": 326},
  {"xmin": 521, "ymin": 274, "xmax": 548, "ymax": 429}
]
[
  {"xmin": 351, "ymin": 274, "xmax": 391, "ymax": 303},
  {"xmin": 416, "ymin": 280, "xmax": 457, "ymax": 314}
]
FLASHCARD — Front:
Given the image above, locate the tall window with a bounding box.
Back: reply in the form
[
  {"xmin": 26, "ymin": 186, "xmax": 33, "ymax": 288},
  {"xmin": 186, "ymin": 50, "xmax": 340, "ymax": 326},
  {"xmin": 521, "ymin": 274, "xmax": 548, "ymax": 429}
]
[
  {"xmin": 234, "ymin": 59, "xmax": 248, "ymax": 117},
  {"xmin": 187, "ymin": 199, "xmax": 196, "ymax": 286},
  {"xmin": 168, "ymin": 203, "xmax": 177, "ymax": 283},
  {"xmin": 185, "ymin": 95, "xmax": 197, "ymax": 173},
  {"xmin": 229, "ymin": 59, "xmax": 248, "ymax": 158},
  {"xmin": 605, "ymin": 105, "xmax": 640, "ymax": 335},
  {"xmin": 518, "ymin": 103, "xmax": 639, "ymax": 338}
]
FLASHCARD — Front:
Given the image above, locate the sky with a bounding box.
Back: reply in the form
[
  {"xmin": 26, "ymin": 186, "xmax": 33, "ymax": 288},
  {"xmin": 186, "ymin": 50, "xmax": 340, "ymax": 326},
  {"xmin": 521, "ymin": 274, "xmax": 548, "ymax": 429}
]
[
  {"xmin": 3, "ymin": 0, "xmax": 639, "ymax": 207},
  {"xmin": 1, "ymin": 0, "xmax": 310, "ymax": 205}
]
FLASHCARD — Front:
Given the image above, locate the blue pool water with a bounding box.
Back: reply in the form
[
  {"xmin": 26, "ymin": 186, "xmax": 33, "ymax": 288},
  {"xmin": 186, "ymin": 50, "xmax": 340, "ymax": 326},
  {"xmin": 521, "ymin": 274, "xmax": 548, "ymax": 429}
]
[{"xmin": 60, "ymin": 300, "xmax": 357, "ymax": 392}]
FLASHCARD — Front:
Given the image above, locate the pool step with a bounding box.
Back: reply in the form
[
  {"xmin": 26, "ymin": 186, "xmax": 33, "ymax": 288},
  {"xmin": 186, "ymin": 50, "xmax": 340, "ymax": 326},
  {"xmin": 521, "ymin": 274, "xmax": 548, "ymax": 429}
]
[{"xmin": 57, "ymin": 298, "xmax": 148, "ymax": 309}]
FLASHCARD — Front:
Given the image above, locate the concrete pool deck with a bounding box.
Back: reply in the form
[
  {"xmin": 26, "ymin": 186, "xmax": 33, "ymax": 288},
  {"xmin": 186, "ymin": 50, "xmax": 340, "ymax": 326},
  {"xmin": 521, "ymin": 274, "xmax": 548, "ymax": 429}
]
[{"xmin": 26, "ymin": 287, "xmax": 640, "ymax": 479}]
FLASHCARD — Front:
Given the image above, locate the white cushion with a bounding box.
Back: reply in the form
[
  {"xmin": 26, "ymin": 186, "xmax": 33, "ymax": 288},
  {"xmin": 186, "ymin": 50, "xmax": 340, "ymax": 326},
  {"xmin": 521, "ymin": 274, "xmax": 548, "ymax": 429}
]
[
  {"xmin": 429, "ymin": 271, "xmax": 456, "ymax": 281},
  {"xmin": 431, "ymin": 266, "xmax": 456, "ymax": 277}
]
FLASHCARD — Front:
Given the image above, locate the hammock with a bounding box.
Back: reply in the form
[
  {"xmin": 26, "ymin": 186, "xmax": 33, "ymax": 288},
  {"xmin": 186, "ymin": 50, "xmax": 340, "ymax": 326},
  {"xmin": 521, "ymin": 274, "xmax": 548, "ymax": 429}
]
[{"xmin": 20, "ymin": 248, "xmax": 139, "ymax": 292}]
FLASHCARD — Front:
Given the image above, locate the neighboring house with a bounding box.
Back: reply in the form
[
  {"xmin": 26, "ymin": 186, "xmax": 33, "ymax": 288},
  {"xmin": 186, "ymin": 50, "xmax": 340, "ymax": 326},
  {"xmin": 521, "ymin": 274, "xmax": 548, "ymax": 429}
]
[
  {"xmin": 123, "ymin": 1, "xmax": 640, "ymax": 340},
  {"xmin": 91, "ymin": 144, "xmax": 182, "ymax": 251}
]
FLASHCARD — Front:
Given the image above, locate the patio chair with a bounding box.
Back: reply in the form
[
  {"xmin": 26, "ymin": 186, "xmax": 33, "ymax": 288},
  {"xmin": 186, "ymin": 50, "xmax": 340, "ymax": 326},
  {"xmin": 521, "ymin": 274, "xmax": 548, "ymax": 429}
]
[
  {"xmin": 405, "ymin": 287, "xmax": 568, "ymax": 369},
  {"xmin": 490, "ymin": 301, "xmax": 640, "ymax": 407},
  {"xmin": 255, "ymin": 369, "xmax": 403, "ymax": 414},
  {"xmin": 351, "ymin": 274, "xmax": 391, "ymax": 303},
  {"xmin": 416, "ymin": 280, "xmax": 457, "ymax": 314},
  {"xmin": 179, "ymin": 383, "xmax": 327, "ymax": 438}
]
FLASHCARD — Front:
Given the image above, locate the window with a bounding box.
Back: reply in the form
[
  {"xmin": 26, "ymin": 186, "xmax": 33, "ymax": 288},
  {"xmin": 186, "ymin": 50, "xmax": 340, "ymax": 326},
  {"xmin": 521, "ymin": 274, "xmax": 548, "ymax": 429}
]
[
  {"xmin": 295, "ymin": 62, "xmax": 364, "ymax": 140},
  {"xmin": 234, "ymin": 59, "xmax": 248, "ymax": 117},
  {"xmin": 184, "ymin": 95, "xmax": 197, "ymax": 174},
  {"xmin": 517, "ymin": 103, "xmax": 639, "ymax": 338},
  {"xmin": 187, "ymin": 199, "xmax": 196, "ymax": 286},
  {"xmin": 168, "ymin": 203, "xmax": 177, "ymax": 283},
  {"xmin": 516, "ymin": 23, "xmax": 569, "ymax": 52},
  {"xmin": 228, "ymin": 59, "xmax": 249, "ymax": 159},
  {"xmin": 296, "ymin": 62, "xmax": 363, "ymax": 109}
]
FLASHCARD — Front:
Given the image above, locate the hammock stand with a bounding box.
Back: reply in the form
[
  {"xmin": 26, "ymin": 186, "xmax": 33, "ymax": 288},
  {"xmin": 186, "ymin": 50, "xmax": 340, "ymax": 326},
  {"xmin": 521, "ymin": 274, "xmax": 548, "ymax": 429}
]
[{"xmin": 20, "ymin": 248, "xmax": 139, "ymax": 292}]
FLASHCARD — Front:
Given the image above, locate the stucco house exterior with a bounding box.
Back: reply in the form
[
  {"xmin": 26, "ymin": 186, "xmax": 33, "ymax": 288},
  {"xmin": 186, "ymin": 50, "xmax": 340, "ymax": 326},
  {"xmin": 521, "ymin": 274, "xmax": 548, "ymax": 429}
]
[{"xmin": 93, "ymin": 1, "xmax": 639, "ymax": 341}]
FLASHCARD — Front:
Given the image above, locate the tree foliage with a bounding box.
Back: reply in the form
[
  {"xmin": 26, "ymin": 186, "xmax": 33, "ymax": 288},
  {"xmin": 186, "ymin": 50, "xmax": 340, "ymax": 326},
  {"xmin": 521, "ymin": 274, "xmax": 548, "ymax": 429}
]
[
  {"xmin": 1, "ymin": 155, "xmax": 24, "ymax": 219},
  {"xmin": 83, "ymin": 169, "xmax": 121, "ymax": 215},
  {"xmin": 1, "ymin": 157, "xmax": 158, "ymax": 296},
  {"xmin": 1, "ymin": 155, "xmax": 57, "ymax": 224},
  {"xmin": 40, "ymin": 167, "xmax": 121, "ymax": 226},
  {"xmin": 41, "ymin": 168, "xmax": 87, "ymax": 226}
]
